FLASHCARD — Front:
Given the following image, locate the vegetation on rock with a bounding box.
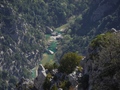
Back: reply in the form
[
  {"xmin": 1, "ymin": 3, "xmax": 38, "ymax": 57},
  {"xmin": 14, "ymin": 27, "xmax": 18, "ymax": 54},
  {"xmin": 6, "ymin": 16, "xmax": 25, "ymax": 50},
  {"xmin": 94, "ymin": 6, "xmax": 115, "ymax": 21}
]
[
  {"xmin": 0, "ymin": 0, "xmax": 120, "ymax": 89},
  {"xmin": 81, "ymin": 31, "xmax": 120, "ymax": 90}
]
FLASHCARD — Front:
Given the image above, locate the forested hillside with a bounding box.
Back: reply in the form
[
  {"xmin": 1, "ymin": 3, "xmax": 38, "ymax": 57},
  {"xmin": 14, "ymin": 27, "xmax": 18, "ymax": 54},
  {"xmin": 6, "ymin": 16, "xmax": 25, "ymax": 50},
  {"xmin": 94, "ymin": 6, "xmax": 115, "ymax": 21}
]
[
  {"xmin": 0, "ymin": 0, "xmax": 90, "ymax": 89},
  {"xmin": 0, "ymin": 0, "xmax": 120, "ymax": 89},
  {"xmin": 56, "ymin": 0, "xmax": 120, "ymax": 58},
  {"xmin": 81, "ymin": 31, "xmax": 120, "ymax": 90}
]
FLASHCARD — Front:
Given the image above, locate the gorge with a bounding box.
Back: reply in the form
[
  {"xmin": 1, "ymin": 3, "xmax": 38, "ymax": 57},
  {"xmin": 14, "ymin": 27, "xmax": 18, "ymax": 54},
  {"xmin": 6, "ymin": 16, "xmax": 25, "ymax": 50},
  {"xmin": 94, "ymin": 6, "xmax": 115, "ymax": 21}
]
[{"xmin": 0, "ymin": 0, "xmax": 120, "ymax": 90}]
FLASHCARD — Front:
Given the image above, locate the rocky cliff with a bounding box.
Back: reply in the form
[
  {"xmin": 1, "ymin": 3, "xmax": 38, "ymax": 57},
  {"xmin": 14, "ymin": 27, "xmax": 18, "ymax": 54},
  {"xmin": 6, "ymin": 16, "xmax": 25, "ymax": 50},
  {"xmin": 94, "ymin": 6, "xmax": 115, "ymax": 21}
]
[
  {"xmin": 1, "ymin": 0, "xmax": 120, "ymax": 89},
  {"xmin": 0, "ymin": 1, "xmax": 45, "ymax": 89},
  {"xmin": 65, "ymin": 0, "xmax": 120, "ymax": 55},
  {"xmin": 81, "ymin": 30, "xmax": 120, "ymax": 90},
  {"xmin": 91, "ymin": 0, "xmax": 119, "ymax": 22},
  {"xmin": 16, "ymin": 64, "xmax": 82, "ymax": 90}
]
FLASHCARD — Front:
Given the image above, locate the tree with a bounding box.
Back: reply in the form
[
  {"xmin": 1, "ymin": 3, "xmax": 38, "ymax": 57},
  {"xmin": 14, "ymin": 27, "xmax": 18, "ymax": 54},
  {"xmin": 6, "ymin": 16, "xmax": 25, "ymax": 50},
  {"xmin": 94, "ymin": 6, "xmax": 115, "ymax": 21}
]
[
  {"xmin": 51, "ymin": 84, "xmax": 58, "ymax": 90},
  {"xmin": 59, "ymin": 52, "xmax": 82, "ymax": 74}
]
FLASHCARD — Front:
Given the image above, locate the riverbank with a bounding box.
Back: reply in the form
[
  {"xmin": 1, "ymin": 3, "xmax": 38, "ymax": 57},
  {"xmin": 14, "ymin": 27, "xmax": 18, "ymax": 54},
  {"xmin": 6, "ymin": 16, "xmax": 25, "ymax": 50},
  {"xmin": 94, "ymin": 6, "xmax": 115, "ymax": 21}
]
[{"xmin": 30, "ymin": 26, "xmax": 66, "ymax": 78}]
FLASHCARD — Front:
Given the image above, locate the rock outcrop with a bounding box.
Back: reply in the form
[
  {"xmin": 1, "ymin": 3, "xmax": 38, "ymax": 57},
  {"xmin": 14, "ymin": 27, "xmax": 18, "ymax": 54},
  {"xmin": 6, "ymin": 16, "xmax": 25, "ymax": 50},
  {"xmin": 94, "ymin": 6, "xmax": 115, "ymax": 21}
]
[
  {"xmin": 0, "ymin": 1, "xmax": 45, "ymax": 67},
  {"xmin": 46, "ymin": 26, "xmax": 53, "ymax": 34},
  {"xmin": 81, "ymin": 31, "xmax": 120, "ymax": 90},
  {"xmin": 0, "ymin": 1, "xmax": 45, "ymax": 89},
  {"xmin": 34, "ymin": 64, "xmax": 47, "ymax": 90},
  {"xmin": 16, "ymin": 64, "xmax": 47, "ymax": 90},
  {"xmin": 68, "ymin": 72, "xmax": 79, "ymax": 90},
  {"xmin": 16, "ymin": 78, "xmax": 34, "ymax": 90}
]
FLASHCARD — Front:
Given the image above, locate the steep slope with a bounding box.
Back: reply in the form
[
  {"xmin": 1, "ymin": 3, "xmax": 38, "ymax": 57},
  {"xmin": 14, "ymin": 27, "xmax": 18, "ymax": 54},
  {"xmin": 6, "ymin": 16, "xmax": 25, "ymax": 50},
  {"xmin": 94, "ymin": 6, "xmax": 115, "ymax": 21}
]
[
  {"xmin": 0, "ymin": 0, "xmax": 91, "ymax": 89},
  {"xmin": 1, "ymin": 0, "xmax": 120, "ymax": 89},
  {"xmin": 0, "ymin": 1, "xmax": 46, "ymax": 89},
  {"xmin": 81, "ymin": 31, "xmax": 120, "ymax": 90},
  {"xmin": 56, "ymin": 0, "xmax": 120, "ymax": 56},
  {"xmin": 71, "ymin": 0, "xmax": 120, "ymax": 35}
]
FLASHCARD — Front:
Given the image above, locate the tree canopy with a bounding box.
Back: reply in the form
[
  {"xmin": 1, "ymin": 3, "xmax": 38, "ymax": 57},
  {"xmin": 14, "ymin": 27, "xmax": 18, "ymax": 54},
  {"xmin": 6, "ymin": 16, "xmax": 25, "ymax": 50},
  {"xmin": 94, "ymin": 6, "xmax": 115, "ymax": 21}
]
[{"xmin": 59, "ymin": 52, "xmax": 82, "ymax": 74}]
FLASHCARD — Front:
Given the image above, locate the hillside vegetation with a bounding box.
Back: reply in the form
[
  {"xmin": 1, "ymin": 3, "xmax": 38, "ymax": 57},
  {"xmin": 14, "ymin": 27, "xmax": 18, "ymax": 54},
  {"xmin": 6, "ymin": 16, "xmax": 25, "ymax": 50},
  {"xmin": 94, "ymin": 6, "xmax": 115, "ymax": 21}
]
[
  {"xmin": 0, "ymin": 0, "xmax": 120, "ymax": 89},
  {"xmin": 0, "ymin": 0, "xmax": 90, "ymax": 89},
  {"xmin": 81, "ymin": 31, "xmax": 120, "ymax": 90},
  {"xmin": 55, "ymin": 0, "xmax": 120, "ymax": 58}
]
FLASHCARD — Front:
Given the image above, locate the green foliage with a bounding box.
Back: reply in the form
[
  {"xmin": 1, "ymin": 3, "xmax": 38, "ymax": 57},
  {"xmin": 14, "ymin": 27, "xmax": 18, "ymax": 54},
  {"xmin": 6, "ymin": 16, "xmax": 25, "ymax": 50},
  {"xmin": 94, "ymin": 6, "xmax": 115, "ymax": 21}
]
[
  {"xmin": 59, "ymin": 80, "xmax": 71, "ymax": 90},
  {"xmin": 89, "ymin": 32, "xmax": 120, "ymax": 59},
  {"xmin": 0, "ymin": 70, "xmax": 17, "ymax": 89},
  {"xmin": 90, "ymin": 32, "xmax": 113, "ymax": 48},
  {"xmin": 22, "ymin": 68, "xmax": 31, "ymax": 78},
  {"xmin": 4, "ymin": 0, "xmax": 87, "ymax": 27},
  {"xmin": 51, "ymin": 84, "xmax": 58, "ymax": 90},
  {"xmin": 0, "ymin": 0, "xmax": 90, "ymax": 89},
  {"xmin": 77, "ymin": 66, "xmax": 83, "ymax": 72},
  {"xmin": 1, "ymin": 0, "xmax": 120, "ymax": 89},
  {"xmin": 63, "ymin": 0, "xmax": 120, "ymax": 55},
  {"xmin": 59, "ymin": 81, "xmax": 66, "ymax": 89},
  {"xmin": 44, "ymin": 62, "xmax": 59, "ymax": 71},
  {"xmin": 59, "ymin": 52, "xmax": 82, "ymax": 74},
  {"xmin": 43, "ymin": 73, "xmax": 52, "ymax": 90},
  {"xmin": 88, "ymin": 32, "xmax": 120, "ymax": 90},
  {"xmin": 44, "ymin": 63, "xmax": 54, "ymax": 71},
  {"xmin": 53, "ymin": 63, "xmax": 59, "ymax": 69}
]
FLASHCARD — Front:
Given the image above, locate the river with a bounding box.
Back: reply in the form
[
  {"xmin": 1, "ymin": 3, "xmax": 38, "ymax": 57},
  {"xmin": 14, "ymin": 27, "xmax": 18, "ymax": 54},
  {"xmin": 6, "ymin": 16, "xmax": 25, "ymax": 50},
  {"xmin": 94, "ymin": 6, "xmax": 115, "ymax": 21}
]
[{"xmin": 30, "ymin": 27, "xmax": 64, "ymax": 78}]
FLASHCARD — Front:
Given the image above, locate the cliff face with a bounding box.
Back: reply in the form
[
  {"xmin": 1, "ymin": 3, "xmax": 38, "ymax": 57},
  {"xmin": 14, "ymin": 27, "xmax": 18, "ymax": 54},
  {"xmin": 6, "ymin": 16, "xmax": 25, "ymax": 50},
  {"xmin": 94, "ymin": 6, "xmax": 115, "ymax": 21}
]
[
  {"xmin": 82, "ymin": 31, "xmax": 120, "ymax": 90},
  {"xmin": 0, "ymin": 0, "xmax": 90, "ymax": 89},
  {"xmin": 71, "ymin": 0, "xmax": 120, "ymax": 36},
  {"xmin": 91, "ymin": 0, "xmax": 119, "ymax": 22},
  {"xmin": 63, "ymin": 0, "xmax": 120, "ymax": 55},
  {"xmin": 0, "ymin": 1, "xmax": 45, "ymax": 89},
  {"xmin": 1, "ymin": 0, "xmax": 120, "ymax": 89}
]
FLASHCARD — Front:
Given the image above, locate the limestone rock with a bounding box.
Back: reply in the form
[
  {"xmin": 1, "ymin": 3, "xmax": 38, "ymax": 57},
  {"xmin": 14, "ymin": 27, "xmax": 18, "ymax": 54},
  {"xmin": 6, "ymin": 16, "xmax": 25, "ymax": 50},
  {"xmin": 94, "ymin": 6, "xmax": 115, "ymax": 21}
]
[
  {"xmin": 46, "ymin": 26, "xmax": 53, "ymax": 34},
  {"xmin": 110, "ymin": 28, "xmax": 117, "ymax": 33},
  {"xmin": 16, "ymin": 78, "xmax": 34, "ymax": 90},
  {"xmin": 58, "ymin": 88, "xmax": 63, "ymax": 90},
  {"xmin": 68, "ymin": 71, "xmax": 79, "ymax": 90},
  {"xmin": 34, "ymin": 64, "xmax": 47, "ymax": 90}
]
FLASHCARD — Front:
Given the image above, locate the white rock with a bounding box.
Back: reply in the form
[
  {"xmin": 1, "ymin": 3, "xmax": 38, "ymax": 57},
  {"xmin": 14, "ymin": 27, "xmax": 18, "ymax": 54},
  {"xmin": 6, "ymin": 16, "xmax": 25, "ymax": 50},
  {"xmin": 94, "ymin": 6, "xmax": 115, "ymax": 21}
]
[
  {"xmin": 34, "ymin": 64, "xmax": 46, "ymax": 90},
  {"xmin": 58, "ymin": 88, "xmax": 63, "ymax": 90},
  {"xmin": 68, "ymin": 72, "xmax": 78, "ymax": 90}
]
